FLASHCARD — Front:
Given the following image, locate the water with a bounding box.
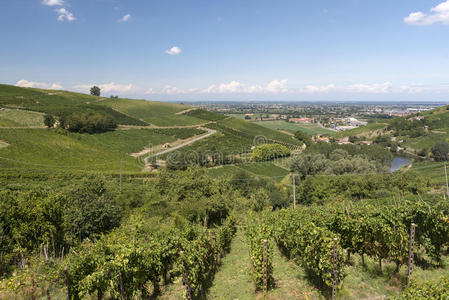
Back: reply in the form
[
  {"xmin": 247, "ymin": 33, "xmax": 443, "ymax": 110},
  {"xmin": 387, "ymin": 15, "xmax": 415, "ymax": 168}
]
[{"xmin": 390, "ymin": 157, "xmax": 412, "ymax": 172}]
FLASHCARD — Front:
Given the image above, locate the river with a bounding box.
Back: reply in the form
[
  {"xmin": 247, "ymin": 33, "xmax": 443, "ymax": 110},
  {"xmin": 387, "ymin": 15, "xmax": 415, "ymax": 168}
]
[{"xmin": 390, "ymin": 157, "xmax": 412, "ymax": 172}]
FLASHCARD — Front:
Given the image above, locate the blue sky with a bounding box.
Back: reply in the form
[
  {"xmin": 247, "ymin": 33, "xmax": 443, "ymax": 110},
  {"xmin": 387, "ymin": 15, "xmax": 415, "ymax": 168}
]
[{"xmin": 1, "ymin": 0, "xmax": 449, "ymax": 101}]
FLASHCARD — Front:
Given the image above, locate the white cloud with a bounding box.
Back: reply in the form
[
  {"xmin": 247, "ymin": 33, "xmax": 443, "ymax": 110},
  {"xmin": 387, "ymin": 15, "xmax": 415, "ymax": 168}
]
[
  {"xmin": 119, "ymin": 14, "xmax": 131, "ymax": 22},
  {"xmin": 305, "ymin": 84, "xmax": 336, "ymax": 93},
  {"xmin": 145, "ymin": 88, "xmax": 154, "ymax": 94},
  {"xmin": 73, "ymin": 82, "xmax": 135, "ymax": 93},
  {"xmin": 347, "ymin": 82, "xmax": 393, "ymax": 94},
  {"xmin": 201, "ymin": 79, "xmax": 289, "ymax": 94},
  {"xmin": 404, "ymin": 0, "xmax": 449, "ymax": 25},
  {"xmin": 56, "ymin": 8, "xmax": 76, "ymax": 22},
  {"xmin": 266, "ymin": 79, "xmax": 288, "ymax": 93},
  {"xmin": 165, "ymin": 46, "xmax": 182, "ymax": 55},
  {"xmin": 42, "ymin": 0, "xmax": 64, "ymax": 6},
  {"xmin": 16, "ymin": 79, "xmax": 63, "ymax": 90}
]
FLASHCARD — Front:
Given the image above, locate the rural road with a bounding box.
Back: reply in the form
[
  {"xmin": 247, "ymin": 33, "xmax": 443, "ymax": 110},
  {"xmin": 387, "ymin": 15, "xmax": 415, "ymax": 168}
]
[{"xmin": 147, "ymin": 128, "xmax": 217, "ymax": 159}]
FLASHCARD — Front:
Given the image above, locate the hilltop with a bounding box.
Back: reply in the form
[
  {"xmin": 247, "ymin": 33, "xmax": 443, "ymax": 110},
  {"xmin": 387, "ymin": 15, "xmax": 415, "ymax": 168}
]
[{"xmin": 0, "ymin": 84, "xmax": 299, "ymax": 177}]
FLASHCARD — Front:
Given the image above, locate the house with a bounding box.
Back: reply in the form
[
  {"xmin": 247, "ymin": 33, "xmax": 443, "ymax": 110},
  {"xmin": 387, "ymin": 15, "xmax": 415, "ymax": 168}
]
[
  {"xmin": 338, "ymin": 137, "xmax": 351, "ymax": 145},
  {"xmin": 314, "ymin": 135, "xmax": 330, "ymax": 143},
  {"xmin": 408, "ymin": 116, "xmax": 424, "ymax": 121}
]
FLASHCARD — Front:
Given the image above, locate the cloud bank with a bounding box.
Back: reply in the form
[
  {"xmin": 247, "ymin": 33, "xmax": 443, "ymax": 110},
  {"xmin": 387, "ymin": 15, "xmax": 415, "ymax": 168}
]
[
  {"xmin": 405, "ymin": 0, "xmax": 449, "ymax": 25},
  {"xmin": 16, "ymin": 79, "xmax": 63, "ymax": 90}
]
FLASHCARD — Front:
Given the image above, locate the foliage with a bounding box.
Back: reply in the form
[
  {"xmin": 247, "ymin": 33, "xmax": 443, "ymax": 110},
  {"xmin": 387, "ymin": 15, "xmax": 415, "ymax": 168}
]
[
  {"xmin": 90, "ymin": 86, "xmax": 101, "ymax": 97},
  {"xmin": 431, "ymin": 141, "xmax": 449, "ymax": 162},
  {"xmin": 391, "ymin": 276, "xmax": 449, "ymax": 299},
  {"xmin": 273, "ymin": 209, "xmax": 345, "ymax": 289},
  {"xmin": 63, "ymin": 176, "xmax": 121, "ymax": 244},
  {"xmin": 60, "ymin": 111, "xmax": 117, "ymax": 134},
  {"xmin": 252, "ymin": 143, "xmax": 290, "ymax": 161},
  {"xmin": 44, "ymin": 114, "xmax": 56, "ymax": 128},
  {"xmin": 294, "ymin": 130, "xmax": 313, "ymax": 146},
  {"xmin": 245, "ymin": 213, "xmax": 274, "ymax": 290},
  {"xmin": 297, "ymin": 172, "xmax": 431, "ymax": 204}
]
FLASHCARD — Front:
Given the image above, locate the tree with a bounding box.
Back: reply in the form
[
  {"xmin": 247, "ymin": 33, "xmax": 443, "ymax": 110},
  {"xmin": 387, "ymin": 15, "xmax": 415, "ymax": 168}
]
[
  {"xmin": 432, "ymin": 141, "xmax": 449, "ymax": 162},
  {"xmin": 64, "ymin": 176, "xmax": 121, "ymax": 244},
  {"xmin": 294, "ymin": 130, "xmax": 312, "ymax": 147},
  {"xmin": 43, "ymin": 114, "xmax": 56, "ymax": 128},
  {"xmin": 90, "ymin": 86, "xmax": 101, "ymax": 96}
]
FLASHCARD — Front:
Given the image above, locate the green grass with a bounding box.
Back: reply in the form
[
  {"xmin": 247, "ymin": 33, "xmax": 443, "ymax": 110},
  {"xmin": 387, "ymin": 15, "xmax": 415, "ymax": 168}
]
[
  {"xmin": 409, "ymin": 160, "xmax": 447, "ymax": 185},
  {"xmin": 0, "ymin": 128, "xmax": 141, "ymax": 172},
  {"xmin": 0, "ymin": 109, "xmax": 44, "ymax": 127},
  {"xmin": 236, "ymin": 162, "xmax": 289, "ymax": 180},
  {"xmin": 97, "ymin": 98, "xmax": 205, "ymax": 127},
  {"xmin": 335, "ymin": 122, "xmax": 388, "ymax": 138},
  {"xmin": 254, "ymin": 120, "xmax": 335, "ymax": 136},
  {"xmin": 0, "ymin": 127, "xmax": 205, "ymax": 172},
  {"xmin": 206, "ymin": 229, "xmax": 256, "ymax": 299},
  {"xmin": 184, "ymin": 109, "xmax": 227, "ymax": 121},
  {"xmin": 0, "ymin": 84, "xmax": 146, "ymax": 126},
  {"xmin": 218, "ymin": 118, "xmax": 301, "ymax": 145}
]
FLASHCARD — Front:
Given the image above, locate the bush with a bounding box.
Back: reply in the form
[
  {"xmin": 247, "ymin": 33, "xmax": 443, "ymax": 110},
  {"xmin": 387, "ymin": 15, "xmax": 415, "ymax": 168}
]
[
  {"xmin": 60, "ymin": 111, "xmax": 117, "ymax": 134},
  {"xmin": 252, "ymin": 144, "xmax": 290, "ymax": 161},
  {"xmin": 431, "ymin": 141, "xmax": 449, "ymax": 162},
  {"xmin": 294, "ymin": 130, "xmax": 312, "ymax": 146},
  {"xmin": 43, "ymin": 114, "xmax": 55, "ymax": 128}
]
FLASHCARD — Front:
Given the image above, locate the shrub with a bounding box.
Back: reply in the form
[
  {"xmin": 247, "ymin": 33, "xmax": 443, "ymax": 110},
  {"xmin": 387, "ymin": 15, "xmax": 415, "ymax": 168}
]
[
  {"xmin": 43, "ymin": 114, "xmax": 56, "ymax": 128},
  {"xmin": 432, "ymin": 141, "xmax": 449, "ymax": 162},
  {"xmin": 60, "ymin": 111, "xmax": 117, "ymax": 134}
]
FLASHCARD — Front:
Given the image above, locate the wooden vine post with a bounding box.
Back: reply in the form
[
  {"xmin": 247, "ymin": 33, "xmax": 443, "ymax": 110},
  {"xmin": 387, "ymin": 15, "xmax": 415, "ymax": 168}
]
[
  {"xmin": 64, "ymin": 266, "xmax": 70, "ymax": 300},
  {"xmin": 180, "ymin": 250, "xmax": 192, "ymax": 300},
  {"xmin": 263, "ymin": 239, "xmax": 268, "ymax": 295},
  {"xmin": 31, "ymin": 277, "xmax": 36, "ymax": 300},
  {"xmin": 332, "ymin": 238, "xmax": 338, "ymax": 300},
  {"xmin": 118, "ymin": 270, "xmax": 126, "ymax": 300},
  {"xmin": 407, "ymin": 223, "xmax": 416, "ymax": 287}
]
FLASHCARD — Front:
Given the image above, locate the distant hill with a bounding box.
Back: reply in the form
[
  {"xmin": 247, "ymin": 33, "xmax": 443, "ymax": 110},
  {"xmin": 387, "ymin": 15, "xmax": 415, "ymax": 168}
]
[{"xmin": 0, "ymin": 84, "xmax": 298, "ymax": 173}]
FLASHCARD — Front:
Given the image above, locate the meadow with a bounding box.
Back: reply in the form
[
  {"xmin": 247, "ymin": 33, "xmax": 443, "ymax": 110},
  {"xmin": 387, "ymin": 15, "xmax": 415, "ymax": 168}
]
[{"xmin": 254, "ymin": 120, "xmax": 335, "ymax": 135}]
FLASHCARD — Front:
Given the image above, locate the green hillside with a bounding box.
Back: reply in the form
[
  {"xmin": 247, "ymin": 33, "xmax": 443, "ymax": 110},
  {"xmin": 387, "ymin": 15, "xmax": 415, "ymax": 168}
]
[
  {"xmin": 0, "ymin": 84, "xmax": 300, "ymax": 173},
  {"xmin": 97, "ymin": 98, "xmax": 205, "ymax": 126}
]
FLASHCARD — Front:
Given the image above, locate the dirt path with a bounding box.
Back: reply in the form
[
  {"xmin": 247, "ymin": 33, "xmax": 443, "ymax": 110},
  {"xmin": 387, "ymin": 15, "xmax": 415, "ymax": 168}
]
[
  {"xmin": 174, "ymin": 108, "xmax": 197, "ymax": 115},
  {"xmin": 148, "ymin": 128, "xmax": 216, "ymax": 158}
]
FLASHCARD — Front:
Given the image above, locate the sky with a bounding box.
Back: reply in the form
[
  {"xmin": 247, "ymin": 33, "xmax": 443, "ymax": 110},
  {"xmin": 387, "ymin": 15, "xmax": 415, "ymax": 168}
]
[{"xmin": 1, "ymin": 0, "xmax": 449, "ymax": 101}]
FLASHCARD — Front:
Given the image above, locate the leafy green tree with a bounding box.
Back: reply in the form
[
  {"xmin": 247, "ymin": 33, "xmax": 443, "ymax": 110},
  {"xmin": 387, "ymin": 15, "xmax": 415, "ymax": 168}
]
[
  {"xmin": 61, "ymin": 111, "xmax": 117, "ymax": 133},
  {"xmin": 290, "ymin": 153, "xmax": 327, "ymax": 179},
  {"xmin": 432, "ymin": 141, "xmax": 449, "ymax": 162},
  {"xmin": 64, "ymin": 176, "xmax": 121, "ymax": 244},
  {"xmin": 43, "ymin": 114, "xmax": 56, "ymax": 128},
  {"xmin": 90, "ymin": 86, "xmax": 101, "ymax": 96},
  {"xmin": 294, "ymin": 130, "xmax": 312, "ymax": 146}
]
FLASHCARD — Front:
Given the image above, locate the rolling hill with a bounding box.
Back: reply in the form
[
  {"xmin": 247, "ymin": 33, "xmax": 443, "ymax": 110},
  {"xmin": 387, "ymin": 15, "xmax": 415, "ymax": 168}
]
[{"xmin": 0, "ymin": 84, "xmax": 299, "ymax": 175}]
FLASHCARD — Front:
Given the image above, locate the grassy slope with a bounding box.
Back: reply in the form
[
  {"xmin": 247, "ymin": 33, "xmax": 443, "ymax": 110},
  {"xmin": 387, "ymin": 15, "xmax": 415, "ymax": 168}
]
[
  {"xmin": 255, "ymin": 120, "xmax": 335, "ymax": 136},
  {"xmin": 97, "ymin": 98, "xmax": 205, "ymax": 126},
  {"xmin": 0, "ymin": 109, "xmax": 44, "ymax": 127},
  {"xmin": 0, "ymin": 84, "xmax": 147, "ymax": 126},
  {"xmin": 0, "ymin": 128, "xmax": 205, "ymax": 172}
]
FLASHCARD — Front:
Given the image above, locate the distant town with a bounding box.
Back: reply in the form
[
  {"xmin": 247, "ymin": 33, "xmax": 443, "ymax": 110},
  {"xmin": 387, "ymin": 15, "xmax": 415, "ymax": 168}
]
[{"xmin": 187, "ymin": 102, "xmax": 445, "ymax": 132}]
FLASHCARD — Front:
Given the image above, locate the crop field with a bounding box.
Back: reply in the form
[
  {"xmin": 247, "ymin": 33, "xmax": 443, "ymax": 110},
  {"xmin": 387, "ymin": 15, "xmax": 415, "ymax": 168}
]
[
  {"xmin": 0, "ymin": 128, "xmax": 143, "ymax": 172},
  {"xmin": 218, "ymin": 118, "xmax": 301, "ymax": 145},
  {"xmin": 254, "ymin": 120, "xmax": 335, "ymax": 135},
  {"xmin": 183, "ymin": 109, "xmax": 227, "ymax": 121},
  {"xmin": 0, "ymin": 85, "xmax": 146, "ymax": 126},
  {"xmin": 98, "ymin": 98, "xmax": 205, "ymax": 126},
  {"xmin": 0, "ymin": 109, "xmax": 44, "ymax": 127}
]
